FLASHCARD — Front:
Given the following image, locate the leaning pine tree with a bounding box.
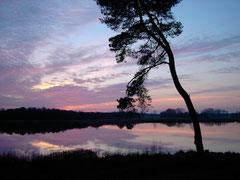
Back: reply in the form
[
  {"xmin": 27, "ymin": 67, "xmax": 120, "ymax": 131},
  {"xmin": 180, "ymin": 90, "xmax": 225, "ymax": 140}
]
[{"xmin": 96, "ymin": 0, "xmax": 204, "ymax": 154}]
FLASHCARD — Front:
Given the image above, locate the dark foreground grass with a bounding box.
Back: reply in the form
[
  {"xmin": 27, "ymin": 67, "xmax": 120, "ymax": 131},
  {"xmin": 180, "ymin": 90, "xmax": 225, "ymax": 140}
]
[{"xmin": 0, "ymin": 150, "xmax": 239, "ymax": 180}]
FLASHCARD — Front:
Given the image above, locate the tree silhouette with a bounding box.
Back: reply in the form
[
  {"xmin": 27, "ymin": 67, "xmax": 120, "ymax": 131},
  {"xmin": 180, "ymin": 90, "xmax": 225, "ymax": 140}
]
[{"xmin": 96, "ymin": 0, "xmax": 204, "ymax": 154}]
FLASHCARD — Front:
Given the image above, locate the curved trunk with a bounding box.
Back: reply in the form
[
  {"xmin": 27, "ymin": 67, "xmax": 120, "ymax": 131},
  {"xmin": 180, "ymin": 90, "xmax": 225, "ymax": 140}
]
[
  {"xmin": 167, "ymin": 48, "xmax": 204, "ymax": 155},
  {"xmin": 134, "ymin": 0, "xmax": 204, "ymax": 154}
]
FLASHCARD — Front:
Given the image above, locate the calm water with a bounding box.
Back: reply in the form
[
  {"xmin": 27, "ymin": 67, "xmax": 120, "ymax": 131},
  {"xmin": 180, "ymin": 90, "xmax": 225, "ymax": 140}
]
[{"xmin": 0, "ymin": 123, "xmax": 239, "ymax": 156}]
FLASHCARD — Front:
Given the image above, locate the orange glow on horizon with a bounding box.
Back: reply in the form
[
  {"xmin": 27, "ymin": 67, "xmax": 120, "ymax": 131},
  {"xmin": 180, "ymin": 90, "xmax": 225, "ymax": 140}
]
[
  {"xmin": 62, "ymin": 101, "xmax": 117, "ymax": 111},
  {"xmin": 59, "ymin": 94, "xmax": 238, "ymax": 112},
  {"xmin": 152, "ymin": 95, "xmax": 216, "ymax": 103}
]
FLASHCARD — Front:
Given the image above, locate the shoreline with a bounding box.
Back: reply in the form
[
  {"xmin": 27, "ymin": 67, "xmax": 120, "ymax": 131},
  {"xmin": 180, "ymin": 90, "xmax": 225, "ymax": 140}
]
[
  {"xmin": 1, "ymin": 150, "xmax": 239, "ymax": 180},
  {"xmin": 0, "ymin": 118, "xmax": 239, "ymax": 135}
]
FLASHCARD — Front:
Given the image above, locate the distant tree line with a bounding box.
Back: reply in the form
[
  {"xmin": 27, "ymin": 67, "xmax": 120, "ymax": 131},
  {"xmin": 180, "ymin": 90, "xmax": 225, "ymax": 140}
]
[
  {"xmin": 0, "ymin": 107, "xmax": 239, "ymax": 135},
  {"xmin": 159, "ymin": 108, "xmax": 240, "ymax": 122},
  {"xmin": 0, "ymin": 107, "xmax": 140, "ymax": 121},
  {"xmin": 0, "ymin": 107, "xmax": 142, "ymax": 134},
  {"xmin": 0, "ymin": 107, "xmax": 239, "ymax": 121}
]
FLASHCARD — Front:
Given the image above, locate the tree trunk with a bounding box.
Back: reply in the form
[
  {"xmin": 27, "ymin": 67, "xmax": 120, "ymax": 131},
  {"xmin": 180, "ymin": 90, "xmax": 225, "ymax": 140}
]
[
  {"xmin": 135, "ymin": 0, "xmax": 204, "ymax": 154},
  {"xmin": 167, "ymin": 48, "xmax": 204, "ymax": 155}
]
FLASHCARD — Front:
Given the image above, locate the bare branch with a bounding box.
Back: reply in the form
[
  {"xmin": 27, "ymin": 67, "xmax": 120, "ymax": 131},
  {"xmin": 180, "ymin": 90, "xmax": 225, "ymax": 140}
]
[
  {"xmin": 127, "ymin": 52, "xmax": 168, "ymax": 88},
  {"xmin": 138, "ymin": 0, "xmax": 170, "ymax": 50},
  {"xmin": 134, "ymin": 0, "xmax": 166, "ymax": 49}
]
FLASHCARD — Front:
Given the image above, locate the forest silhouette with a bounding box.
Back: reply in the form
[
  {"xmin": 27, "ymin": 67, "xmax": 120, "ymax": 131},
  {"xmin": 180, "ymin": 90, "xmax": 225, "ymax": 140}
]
[{"xmin": 0, "ymin": 107, "xmax": 239, "ymax": 135}]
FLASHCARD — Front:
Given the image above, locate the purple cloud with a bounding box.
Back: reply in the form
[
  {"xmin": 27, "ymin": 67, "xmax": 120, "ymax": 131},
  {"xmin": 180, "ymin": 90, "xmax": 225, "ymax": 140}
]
[
  {"xmin": 213, "ymin": 66, "xmax": 240, "ymax": 74},
  {"xmin": 0, "ymin": 1, "xmax": 239, "ymax": 112},
  {"xmin": 173, "ymin": 35, "xmax": 240, "ymax": 57}
]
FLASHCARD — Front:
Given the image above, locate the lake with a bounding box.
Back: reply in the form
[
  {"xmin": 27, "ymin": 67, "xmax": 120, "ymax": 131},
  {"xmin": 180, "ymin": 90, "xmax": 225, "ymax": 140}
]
[{"xmin": 0, "ymin": 122, "xmax": 239, "ymax": 156}]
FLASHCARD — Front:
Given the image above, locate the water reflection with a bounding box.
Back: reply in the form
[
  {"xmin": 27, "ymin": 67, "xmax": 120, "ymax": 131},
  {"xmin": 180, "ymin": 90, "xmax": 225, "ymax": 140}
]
[{"xmin": 0, "ymin": 123, "xmax": 239, "ymax": 156}]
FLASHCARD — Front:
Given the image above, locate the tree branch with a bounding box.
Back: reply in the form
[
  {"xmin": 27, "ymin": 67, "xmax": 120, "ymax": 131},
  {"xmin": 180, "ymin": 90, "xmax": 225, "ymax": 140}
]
[
  {"xmin": 127, "ymin": 51, "xmax": 168, "ymax": 89},
  {"xmin": 134, "ymin": 0, "xmax": 166, "ymax": 49},
  {"xmin": 138, "ymin": 0, "xmax": 170, "ymax": 51}
]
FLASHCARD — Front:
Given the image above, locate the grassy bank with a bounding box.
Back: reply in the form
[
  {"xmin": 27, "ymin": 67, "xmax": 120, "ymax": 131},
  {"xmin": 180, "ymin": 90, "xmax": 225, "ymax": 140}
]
[{"xmin": 1, "ymin": 150, "xmax": 239, "ymax": 180}]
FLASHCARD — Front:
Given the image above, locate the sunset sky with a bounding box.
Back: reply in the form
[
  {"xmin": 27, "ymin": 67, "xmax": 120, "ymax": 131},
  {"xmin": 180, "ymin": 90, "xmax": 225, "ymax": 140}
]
[{"xmin": 0, "ymin": 0, "xmax": 240, "ymax": 113}]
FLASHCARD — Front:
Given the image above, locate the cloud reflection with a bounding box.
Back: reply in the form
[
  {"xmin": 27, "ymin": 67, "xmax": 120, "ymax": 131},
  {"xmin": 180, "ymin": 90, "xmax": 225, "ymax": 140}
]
[
  {"xmin": 1, "ymin": 123, "xmax": 240, "ymax": 156},
  {"xmin": 30, "ymin": 141, "xmax": 75, "ymax": 153},
  {"xmin": 30, "ymin": 139, "xmax": 141, "ymax": 156}
]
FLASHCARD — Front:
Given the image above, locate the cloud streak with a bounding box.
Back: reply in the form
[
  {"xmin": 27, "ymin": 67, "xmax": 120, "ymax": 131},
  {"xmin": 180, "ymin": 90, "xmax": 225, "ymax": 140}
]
[{"xmin": 174, "ymin": 35, "xmax": 240, "ymax": 57}]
